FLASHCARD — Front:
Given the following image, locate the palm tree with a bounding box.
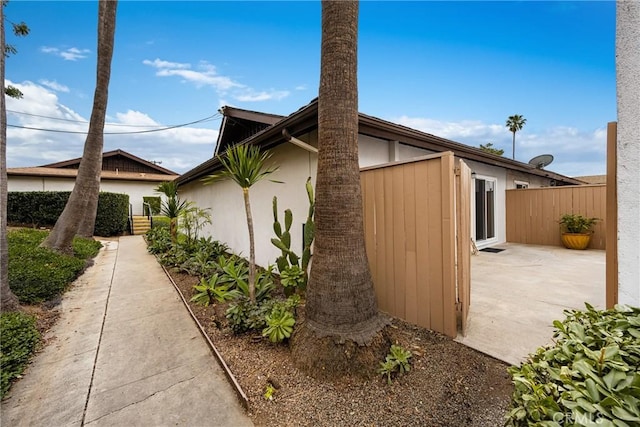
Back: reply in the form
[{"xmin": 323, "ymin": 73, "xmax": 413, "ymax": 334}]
[
  {"xmin": 155, "ymin": 180, "xmax": 191, "ymax": 244},
  {"xmin": 291, "ymin": 0, "xmax": 388, "ymax": 379},
  {"xmin": 203, "ymin": 144, "xmax": 278, "ymax": 303},
  {"xmin": 506, "ymin": 114, "xmax": 527, "ymax": 160},
  {"xmin": 41, "ymin": 0, "xmax": 117, "ymax": 253},
  {"xmin": 1, "ymin": 5, "xmax": 22, "ymax": 312}
]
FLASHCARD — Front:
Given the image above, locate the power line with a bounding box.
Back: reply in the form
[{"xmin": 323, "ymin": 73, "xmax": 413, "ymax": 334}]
[
  {"xmin": 7, "ymin": 113, "xmax": 221, "ymax": 135},
  {"xmin": 6, "ymin": 109, "xmax": 170, "ymax": 127}
]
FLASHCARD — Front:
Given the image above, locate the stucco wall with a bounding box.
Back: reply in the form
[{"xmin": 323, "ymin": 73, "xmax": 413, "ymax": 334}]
[
  {"xmin": 180, "ymin": 141, "xmax": 318, "ymax": 268},
  {"xmin": 616, "ymin": 1, "xmax": 640, "ymax": 306},
  {"xmin": 8, "ymin": 176, "xmax": 163, "ymax": 215}
]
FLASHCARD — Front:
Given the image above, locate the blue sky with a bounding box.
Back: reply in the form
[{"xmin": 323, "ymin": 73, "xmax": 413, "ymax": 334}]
[{"xmin": 5, "ymin": 1, "xmax": 615, "ymax": 176}]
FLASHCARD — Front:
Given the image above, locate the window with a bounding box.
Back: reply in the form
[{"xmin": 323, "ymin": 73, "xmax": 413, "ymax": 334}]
[{"xmin": 514, "ymin": 180, "xmax": 529, "ymax": 189}]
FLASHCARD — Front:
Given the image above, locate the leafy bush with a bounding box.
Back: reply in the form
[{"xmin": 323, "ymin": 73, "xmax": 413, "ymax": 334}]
[
  {"xmin": 8, "ymin": 229, "xmax": 102, "ymax": 303},
  {"xmin": 93, "ymin": 192, "xmax": 129, "ymax": 236},
  {"xmin": 378, "ymin": 344, "xmax": 412, "ymax": 384},
  {"xmin": 143, "ymin": 196, "xmax": 161, "ymax": 216},
  {"xmin": 145, "ymin": 226, "xmax": 172, "ymax": 255},
  {"xmin": 191, "ymin": 274, "xmax": 239, "ymax": 306},
  {"xmin": 559, "ymin": 214, "xmax": 600, "ymax": 234},
  {"xmin": 8, "ymin": 191, "xmax": 129, "ymax": 236},
  {"xmin": 506, "ymin": 303, "xmax": 640, "ymax": 426},
  {"xmin": 151, "ymin": 216, "xmax": 171, "ymax": 230},
  {"xmin": 1, "ymin": 312, "xmax": 40, "ymax": 397}
]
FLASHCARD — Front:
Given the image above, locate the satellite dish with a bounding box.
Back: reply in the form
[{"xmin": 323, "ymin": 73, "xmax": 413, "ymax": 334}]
[{"xmin": 528, "ymin": 154, "xmax": 554, "ymax": 169}]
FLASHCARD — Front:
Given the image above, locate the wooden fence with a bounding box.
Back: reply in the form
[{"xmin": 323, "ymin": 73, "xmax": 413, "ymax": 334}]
[
  {"xmin": 361, "ymin": 152, "xmax": 466, "ymax": 338},
  {"xmin": 506, "ymin": 185, "xmax": 606, "ymax": 249}
]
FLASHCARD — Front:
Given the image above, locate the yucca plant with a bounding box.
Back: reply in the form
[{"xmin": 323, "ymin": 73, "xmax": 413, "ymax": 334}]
[
  {"xmin": 202, "ymin": 144, "xmax": 279, "ymax": 303},
  {"xmin": 155, "ymin": 181, "xmax": 192, "ymax": 243}
]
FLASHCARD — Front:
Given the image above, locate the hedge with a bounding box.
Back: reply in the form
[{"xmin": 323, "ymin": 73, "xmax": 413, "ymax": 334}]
[{"xmin": 8, "ymin": 191, "xmax": 129, "ymax": 236}]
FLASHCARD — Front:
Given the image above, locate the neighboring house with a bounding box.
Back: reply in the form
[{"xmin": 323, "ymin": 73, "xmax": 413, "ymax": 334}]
[
  {"xmin": 7, "ymin": 149, "xmax": 178, "ymax": 215},
  {"xmin": 177, "ymin": 99, "xmax": 582, "ymax": 267},
  {"xmin": 574, "ymin": 175, "xmax": 606, "ymax": 185}
]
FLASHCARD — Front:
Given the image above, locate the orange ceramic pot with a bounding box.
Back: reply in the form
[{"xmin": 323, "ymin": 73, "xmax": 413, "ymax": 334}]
[{"xmin": 561, "ymin": 233, "xmax": 592, "ymax": 250}]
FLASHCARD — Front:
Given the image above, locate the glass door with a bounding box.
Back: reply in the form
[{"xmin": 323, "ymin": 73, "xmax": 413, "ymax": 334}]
[{"xmin": 474, "ymin": 177, "xmax": 496, "ymax": 241}]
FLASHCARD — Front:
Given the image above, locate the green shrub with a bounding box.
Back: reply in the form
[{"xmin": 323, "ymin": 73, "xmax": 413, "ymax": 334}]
[
  {"xmin": 143, "ymin": 196, "xmax": 161, "ymax": 216},
  {"xmin": 7, "ymin": 191, "xmax": 129, "ymax": 236},
  {"xmin": 1, "ymin": 312, "xmax": 40, "ymax": 397},
  {"xmin": 506, "ymin": 303, "xmax": 640, "ymax": 426},
  {"xmin": 151, "ymin": 216, "xmax": 170, "ymax": 230},
  {"xmin": 8, "ymin": 229, "xmax": 102, "ymax": 303},
  {"xmin": 93, "ymin": 192, "xmax": 129, "ymax": 236}
]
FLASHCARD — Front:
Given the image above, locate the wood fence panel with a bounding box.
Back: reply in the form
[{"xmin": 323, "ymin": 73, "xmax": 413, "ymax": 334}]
[
  {"xmin": 506, "ymin": 185, "xmax": 607, "ymax": 249},
  {"xmin": 360, "ymin": 153, "xmax": 458, "ymax": 338},
  {"xmin": 456, "ymin": 160, "xmax": 472, "ymax": 336}
]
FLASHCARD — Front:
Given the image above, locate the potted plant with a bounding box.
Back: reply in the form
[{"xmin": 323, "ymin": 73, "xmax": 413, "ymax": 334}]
[{"xmin": 559, "ymin": 213, "xmax": 600, "ymax": 250}]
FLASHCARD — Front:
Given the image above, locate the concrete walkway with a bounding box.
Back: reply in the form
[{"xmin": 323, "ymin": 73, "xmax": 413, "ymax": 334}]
[
  {"xmin": 1, "ymin": 236, "xmax": 252, "ymax": 427},
  {"xmin": 456, "ymin": 243, "xmax": 605, "ymax": 366}
]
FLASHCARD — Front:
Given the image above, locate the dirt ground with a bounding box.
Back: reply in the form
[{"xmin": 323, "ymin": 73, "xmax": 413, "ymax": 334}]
[{"xmin": 169, "ymin": 271, "xmax": 514, "ymax": 427}]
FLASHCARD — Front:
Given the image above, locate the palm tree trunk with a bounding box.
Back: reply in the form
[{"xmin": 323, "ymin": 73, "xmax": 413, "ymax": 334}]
[
  {"xmin": 242, "ymin": 188, "xmax": 256, "ymax": 303},
  {"xmin": 0, "ymin": 6, "xmax": 20, "ymax": 312},
  {"xmin": 77, "ymin": 187, "xmax": 100, "ymax": 238},
  {"xmin": 41, "ymin": 0, "xmax": 116, "ymax": 253},
  {"xmin": 512, "ymin": 131, "xmax": 516, "ymax": 160},
  {"xmin": 291, "ymin": 0, "xmax": 389, "ymax": 379}
]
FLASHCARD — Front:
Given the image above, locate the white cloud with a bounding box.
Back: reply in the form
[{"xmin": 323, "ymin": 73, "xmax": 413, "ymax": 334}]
[
  {"xmin": 392, "ymin": 115, "xmax": 606, "ymax": 177},
  {"xmin": 234, "ymin": 90, "xmax": 290, "ymax": 102},
  {"xmin": 295, "ymin": 85, "xmax": 307, "ymax": 91},
  {"xmin": 40, "ymin": 46, "xmax": 91, "ymax": 61},
  {"xmin": 143, "ymin": 57, "xmax": 292, "ymax": 103},
  {"xmin": 5, "ymin": 80, "xmax": 218, "ymax": 173},
  {"xmin": 38, "ymin": 79, "xmax": 70, "ymax": 93}
]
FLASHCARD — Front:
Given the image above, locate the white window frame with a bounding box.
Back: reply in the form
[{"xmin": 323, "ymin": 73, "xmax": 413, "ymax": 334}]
[
  {"xmin": 472, "ymin": 174, "xmax": 499, "ymax": 248},
  {"xmin": 514, "ymin": 180, "xmax": 529, "ymax": 189}
]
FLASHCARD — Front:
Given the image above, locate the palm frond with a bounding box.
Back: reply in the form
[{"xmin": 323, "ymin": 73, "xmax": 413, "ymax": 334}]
[{"xmin": 202, "ymin": 144, "xmax": 279, "ymax": 189}]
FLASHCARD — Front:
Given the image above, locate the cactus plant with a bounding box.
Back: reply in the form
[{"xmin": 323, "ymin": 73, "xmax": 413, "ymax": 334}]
[{"xmin": 270, "ymin": 178, "xmax": 315, "ymax": 292}]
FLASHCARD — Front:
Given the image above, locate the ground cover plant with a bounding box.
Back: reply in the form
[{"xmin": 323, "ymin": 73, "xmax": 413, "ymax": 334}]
[
  {"xmin": 144, "ymin": 225, "xmax": 514, "ymax": 425},
  {"xmin": 1, "ymin": 228, "xmax": 102, "ymax": 397},
  {"xmin": 507, "ymin": 303, "xmax": 640, "ymax": 426},
  {"xmin": 8, "ymin": 229, "xmax": 102, "ymax": 303},
  {"xmin": 0, "ymin": 312, "xmax": 40, "ymax": 397}
]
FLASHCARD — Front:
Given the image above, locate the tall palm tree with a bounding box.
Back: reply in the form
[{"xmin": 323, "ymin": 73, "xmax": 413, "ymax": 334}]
[
  {"xmin": 1, "ymin": 5, "xmax": 21, "ymax": 312},
  {"xmin": 203, "ymin": 144, "xmax": 278, "ymax": 303},
  {"xmin": 155, "ymin": 180, "xmax": 191, "ymax": 243},
  {"xmin": 506, "ymin": 114, "xmax": 527, "ymax": 160},
  {"xmin": 291, "ymin": 0, "xmax": 388, "ymax": 379},
  {"xmin": 41, "ymin": 0, "xmax": 117, "ymax": 253}
]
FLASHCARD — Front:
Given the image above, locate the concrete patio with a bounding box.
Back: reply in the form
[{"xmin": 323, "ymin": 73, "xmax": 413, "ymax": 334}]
[{"xmin": 455, "ymin": 243, "xmax": 606, "ymax": 366}]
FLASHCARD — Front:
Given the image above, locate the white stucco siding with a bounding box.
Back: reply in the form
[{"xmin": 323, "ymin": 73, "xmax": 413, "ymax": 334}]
[
  {"xmin": 616, "ymin": 0, "xmax": 640, "ymax": 306},
  {"xmin": 398, "ymin": 142, "xmax": 433, "ymax": 160},
  {"xmin": 8, "ymin": 176, "xmax": 164, "ymax": 215},
  {"xmin": 464, "ymin": 160, "xmax": 508, "ymax": 248},
  {"xmin": 358, "ymin": 134, "xmax": 391, "ymax": 167},
  {"xmin": 99, "ymin": 181, "xmax": 163, "ymax": 215},
  {"xmin": 8, "ymin": 176, "xmax": 75, "ymax": 192},
  {"xmin": 180, "ymin": 142, "xmax": 318, "ymax": 268}
]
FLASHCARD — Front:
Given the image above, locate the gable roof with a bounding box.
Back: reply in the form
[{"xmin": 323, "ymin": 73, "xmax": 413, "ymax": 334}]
[
  {"xmin": 41, "ymin": 149, "xmax": 177, "ymax": 175},
  {"xmin": 214, "ymin": 106, "xmax": 285, "ymax": 157},
  {"xmin": 178, "ymin": 99, "xmax": 582, "ymax": 186}
]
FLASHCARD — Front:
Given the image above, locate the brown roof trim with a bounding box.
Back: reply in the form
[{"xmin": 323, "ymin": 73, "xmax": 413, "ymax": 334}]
[
  {"xmin": 41, "ymin": 149, "xmax": 178, "ymax": 175},
  {"xmin": 8, "ymin": 167, "xmax": 178, "ymax": 182},
  {"xmin": 178, "ymin": 99, "xmax": 582, "ymax": 187},
  {"xmin": 178, "ymin": 101, "xmax": 319, "ymax": 186},
  {"xmin": 357, "ymin": 113, "xmax": 582, "ymax": 185},
  {"xmin": 220, "ymin": 106, "xmax": 285, "ymax": 125}
]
